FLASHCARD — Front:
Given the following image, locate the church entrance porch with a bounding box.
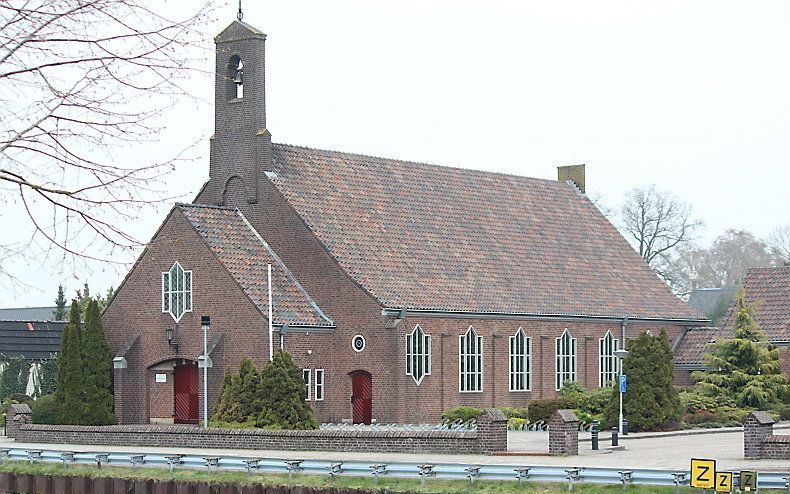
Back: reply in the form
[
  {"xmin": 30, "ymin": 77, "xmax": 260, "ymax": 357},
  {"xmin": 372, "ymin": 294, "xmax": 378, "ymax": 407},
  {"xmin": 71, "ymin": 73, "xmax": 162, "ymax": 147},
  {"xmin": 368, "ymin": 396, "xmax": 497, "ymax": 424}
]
[{"xmin": 148, "ymin": 359, "xmax": 199, "ymax": 425}]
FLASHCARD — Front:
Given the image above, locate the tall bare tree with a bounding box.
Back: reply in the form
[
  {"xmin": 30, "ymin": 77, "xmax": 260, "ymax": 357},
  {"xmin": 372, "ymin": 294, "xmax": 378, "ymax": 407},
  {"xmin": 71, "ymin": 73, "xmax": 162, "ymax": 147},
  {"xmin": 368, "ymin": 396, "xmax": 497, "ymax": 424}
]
[
  {"xmin": 766, "ymin": 224, "xmax": 790, "ymax": 266},
  {"xmin": 0, "ymin": 0, "xmax": 215, "ymax": 283},
  {"xmin": 619, "ymin": 185, "xmax": 703, "ymax": 284}
]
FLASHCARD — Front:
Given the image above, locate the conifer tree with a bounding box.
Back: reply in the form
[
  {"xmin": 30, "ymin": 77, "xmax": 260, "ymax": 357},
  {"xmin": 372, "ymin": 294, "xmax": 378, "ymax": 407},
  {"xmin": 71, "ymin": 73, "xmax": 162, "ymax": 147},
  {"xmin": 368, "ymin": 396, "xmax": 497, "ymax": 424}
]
[
  {"xmin": 605, "ymin": 330, "xmax": 681, "ymax": 431},
  {"xmin": 212, "ymin": 370, "xmax": 236, "ymax": 422},
  {"xmin": 256, "ymin": 351, "xmax": 318, "ymax": 430},
  {"xmin": 53, "ymin": 285, "xmax": 67, "ymax": 321},
  {"xmin": 54, "ymin": 301, "xmax": 84, "ymax": 424},
  {"xmin": 211, "ymin": 358, "xmax": 262, "ymax": 424},
  {"xmin": 693, "ymin": 288, "xmax": 790, "ymax": 408},
  {"xmin": 81, "ymin": 299, "xmax": 116, "ymax": 425}
]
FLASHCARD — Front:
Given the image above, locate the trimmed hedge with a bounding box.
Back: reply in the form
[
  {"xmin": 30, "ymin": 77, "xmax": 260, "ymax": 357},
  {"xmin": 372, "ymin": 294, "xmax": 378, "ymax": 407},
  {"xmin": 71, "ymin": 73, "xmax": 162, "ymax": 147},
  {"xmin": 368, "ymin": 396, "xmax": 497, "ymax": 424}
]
[{"xmin": 527, "ymin": 397, "xmax": 578, "ymax": 423}]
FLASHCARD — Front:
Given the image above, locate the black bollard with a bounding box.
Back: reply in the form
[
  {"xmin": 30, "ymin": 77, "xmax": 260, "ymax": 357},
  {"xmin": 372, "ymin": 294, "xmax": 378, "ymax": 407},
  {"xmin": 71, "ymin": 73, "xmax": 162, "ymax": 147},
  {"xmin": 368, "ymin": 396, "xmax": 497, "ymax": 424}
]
[
  {"xmin": 611, "ymin": 427, "xmax": 619, "ymax": 447},
  {"xmin": 622, "ymin": 419, "xmax": 629, "ymax": 436},
  {"xmin": 591, "ymin": 422, "xmax": 599, "ymax": 451}
]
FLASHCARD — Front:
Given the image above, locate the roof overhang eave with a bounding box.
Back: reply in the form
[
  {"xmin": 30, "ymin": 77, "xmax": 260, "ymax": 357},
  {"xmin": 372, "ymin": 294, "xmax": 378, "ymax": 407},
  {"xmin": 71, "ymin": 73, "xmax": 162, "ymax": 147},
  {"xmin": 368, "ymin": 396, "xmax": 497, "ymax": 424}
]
[{"xmin": 381, "ymin": 307, "xmax": 708, "ymax": 326}]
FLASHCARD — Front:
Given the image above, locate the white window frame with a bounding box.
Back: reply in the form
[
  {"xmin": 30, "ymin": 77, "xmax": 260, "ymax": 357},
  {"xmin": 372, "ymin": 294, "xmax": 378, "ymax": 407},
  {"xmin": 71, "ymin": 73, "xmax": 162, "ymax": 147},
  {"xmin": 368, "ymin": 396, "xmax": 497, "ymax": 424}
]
[
  {"xmin": 406, "ymin": 324, "xmax": 431, "ymax": 385},
  {"xmin": 314, "ymin": 369, "xmax": 324, "ymax": 401},
  {"xmin": 509, "ymin": 328, "xmax": 532, "ymax": 392},
  {"xmin": 459, "ymin": 326, "xmax": 483, "ymax": 393},
  {"xmin": 161, "ymin": 261, "xmax": 192, "ymax": 322},
  {"xmin": 303, "ymin": 369, "xmax": 311, "ymax": 401},
  {"xmin": 555, "ymin": 328, "xmax": 577, "ymax": 390},
  {"xmin": 599, "ymin": 330, "xmax": 620, "ymax": 387}
]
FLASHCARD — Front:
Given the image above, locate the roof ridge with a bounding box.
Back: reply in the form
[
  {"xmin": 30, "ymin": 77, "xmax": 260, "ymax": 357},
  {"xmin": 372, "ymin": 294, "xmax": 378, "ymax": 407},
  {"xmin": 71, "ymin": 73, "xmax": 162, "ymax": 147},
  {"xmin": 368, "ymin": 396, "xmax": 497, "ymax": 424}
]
[
  {"xmin": 234, "ymin": 210, "xmax": 335, "ymax": 326},
  {"xmin": 272, "ymin": 141, "xmax": 573, "ymax": 188},
  {"xmin": 176, "ymin": 202, "xmax": 238, "ymax": 211}
]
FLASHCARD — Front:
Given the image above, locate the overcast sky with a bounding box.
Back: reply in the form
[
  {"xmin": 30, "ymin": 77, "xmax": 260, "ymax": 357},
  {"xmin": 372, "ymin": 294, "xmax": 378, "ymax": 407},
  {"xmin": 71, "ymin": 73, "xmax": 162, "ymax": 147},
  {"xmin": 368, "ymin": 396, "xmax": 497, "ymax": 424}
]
[{"xmin": 2, "ymin": 0, "xmax": 789, "ymax": 307}]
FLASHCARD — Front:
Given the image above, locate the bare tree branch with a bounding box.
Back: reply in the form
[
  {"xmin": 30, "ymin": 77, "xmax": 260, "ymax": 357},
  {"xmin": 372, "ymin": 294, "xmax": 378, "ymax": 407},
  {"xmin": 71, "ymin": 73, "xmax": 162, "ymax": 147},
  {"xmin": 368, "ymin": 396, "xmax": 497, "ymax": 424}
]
[{"xmin": 0, "ymin": 0, "xmax": 219, "ymax": 284}]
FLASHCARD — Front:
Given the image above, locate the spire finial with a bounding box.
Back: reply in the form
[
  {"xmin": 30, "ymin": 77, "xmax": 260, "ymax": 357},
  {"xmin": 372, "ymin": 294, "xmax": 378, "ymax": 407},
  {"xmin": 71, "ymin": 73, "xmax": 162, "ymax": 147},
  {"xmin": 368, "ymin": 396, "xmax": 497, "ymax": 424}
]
[{"xmin": 237, "ymin": 0, "xmax": 243, "ymax": 21}]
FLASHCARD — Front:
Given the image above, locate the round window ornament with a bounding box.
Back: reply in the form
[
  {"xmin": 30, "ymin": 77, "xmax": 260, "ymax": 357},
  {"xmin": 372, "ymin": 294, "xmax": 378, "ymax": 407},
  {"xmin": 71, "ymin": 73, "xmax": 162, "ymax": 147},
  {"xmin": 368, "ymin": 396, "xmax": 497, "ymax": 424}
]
[{"xmin": 352, "ymin": 335, "xmax": 366, "ymax": 352}]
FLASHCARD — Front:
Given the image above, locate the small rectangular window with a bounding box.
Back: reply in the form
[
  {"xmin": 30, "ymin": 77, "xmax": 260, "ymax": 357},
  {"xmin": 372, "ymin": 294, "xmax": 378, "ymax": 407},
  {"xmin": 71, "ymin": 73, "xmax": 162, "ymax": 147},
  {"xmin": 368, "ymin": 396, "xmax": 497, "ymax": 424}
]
[
  {"xmin": 303, "ymin": 369, "xmax": 311, "ymax": 401},
  {"xmin": 315, "ymin": 369, "xmax": 324, "ymax": 401}
]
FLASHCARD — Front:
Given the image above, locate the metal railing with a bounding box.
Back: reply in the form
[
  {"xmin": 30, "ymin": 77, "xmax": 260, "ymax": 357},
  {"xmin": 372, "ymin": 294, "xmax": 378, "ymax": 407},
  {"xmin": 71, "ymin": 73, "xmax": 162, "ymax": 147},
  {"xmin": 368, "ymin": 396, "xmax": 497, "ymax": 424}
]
[{"xmin": 1, "ymin": 447, "xmax": 789, "ymax": 490}]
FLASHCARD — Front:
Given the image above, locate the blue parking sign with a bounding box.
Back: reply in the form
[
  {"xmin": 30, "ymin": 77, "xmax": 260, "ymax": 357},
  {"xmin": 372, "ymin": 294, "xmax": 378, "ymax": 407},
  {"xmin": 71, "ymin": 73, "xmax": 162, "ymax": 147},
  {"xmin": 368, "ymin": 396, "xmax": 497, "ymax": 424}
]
[{"xmin": 619, "ymin": 374, "xmax": 627, "ymax": 393}]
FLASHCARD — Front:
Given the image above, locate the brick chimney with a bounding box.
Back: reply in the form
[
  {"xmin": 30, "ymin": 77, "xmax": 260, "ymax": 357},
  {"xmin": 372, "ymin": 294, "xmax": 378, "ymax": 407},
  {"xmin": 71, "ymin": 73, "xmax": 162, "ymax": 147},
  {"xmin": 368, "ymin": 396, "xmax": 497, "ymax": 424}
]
[{"xmin": 557, "ymin": 164, "xmax": 585, "ymax": 194}]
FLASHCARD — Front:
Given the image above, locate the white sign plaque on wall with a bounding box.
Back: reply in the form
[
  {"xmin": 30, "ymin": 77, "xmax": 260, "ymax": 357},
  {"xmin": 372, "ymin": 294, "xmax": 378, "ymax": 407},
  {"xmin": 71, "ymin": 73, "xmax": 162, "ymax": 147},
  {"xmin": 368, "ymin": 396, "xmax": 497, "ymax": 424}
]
[{"xmin": 155, "ymin": 373, "xmax": 167, "ymax": 383}]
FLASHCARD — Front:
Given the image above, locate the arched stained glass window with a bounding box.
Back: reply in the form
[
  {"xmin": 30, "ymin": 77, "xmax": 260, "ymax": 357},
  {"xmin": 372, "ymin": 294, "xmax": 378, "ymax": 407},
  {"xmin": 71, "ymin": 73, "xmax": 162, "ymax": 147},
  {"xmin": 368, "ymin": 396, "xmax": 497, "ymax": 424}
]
[
  {"xmin": 162, "ymin": 261, "xmax": 192, "ymax": 322},
  {"xmin": 555, "ymin": 328, "xmax": 577, "ymax": 390},
  {"xmin": 509, "ymin": 328, "xmax": 531, "ymax": 392}
]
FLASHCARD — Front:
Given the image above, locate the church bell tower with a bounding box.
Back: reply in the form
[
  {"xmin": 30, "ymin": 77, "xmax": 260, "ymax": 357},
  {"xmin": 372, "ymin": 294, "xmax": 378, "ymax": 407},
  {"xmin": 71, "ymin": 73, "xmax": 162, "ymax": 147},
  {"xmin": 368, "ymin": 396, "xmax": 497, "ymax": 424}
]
[{"xmin": 207, "ymin": 16, "xmax": 272, "ymax": 206}]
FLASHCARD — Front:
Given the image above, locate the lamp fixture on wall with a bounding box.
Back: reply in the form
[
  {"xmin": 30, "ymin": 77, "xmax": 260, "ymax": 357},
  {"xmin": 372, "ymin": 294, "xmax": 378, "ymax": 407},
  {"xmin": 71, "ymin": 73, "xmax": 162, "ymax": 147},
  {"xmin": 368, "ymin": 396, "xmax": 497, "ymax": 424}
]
[{"xmin": 165, "ymin": 326, "xmax": 178, "ymax": 354}]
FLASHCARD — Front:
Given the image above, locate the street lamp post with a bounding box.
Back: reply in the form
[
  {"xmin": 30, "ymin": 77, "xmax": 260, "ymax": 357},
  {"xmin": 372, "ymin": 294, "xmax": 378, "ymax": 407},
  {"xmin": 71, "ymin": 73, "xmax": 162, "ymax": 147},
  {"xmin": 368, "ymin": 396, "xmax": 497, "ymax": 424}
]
[
  {"xmin": 614, "ymin": 348, "xmax": 629, "ymax": 435},
  {"xmin": 201, "ymin": 315, "xmax": 210, "ymax": 428}
]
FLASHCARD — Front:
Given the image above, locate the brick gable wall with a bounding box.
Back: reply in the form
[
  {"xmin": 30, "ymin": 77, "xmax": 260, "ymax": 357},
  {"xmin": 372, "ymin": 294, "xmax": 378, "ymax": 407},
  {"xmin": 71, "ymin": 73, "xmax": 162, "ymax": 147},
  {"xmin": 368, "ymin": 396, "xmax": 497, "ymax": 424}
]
[{"xmin": 103, "ymin": 210, "xmax": 273, "ymax": 424}]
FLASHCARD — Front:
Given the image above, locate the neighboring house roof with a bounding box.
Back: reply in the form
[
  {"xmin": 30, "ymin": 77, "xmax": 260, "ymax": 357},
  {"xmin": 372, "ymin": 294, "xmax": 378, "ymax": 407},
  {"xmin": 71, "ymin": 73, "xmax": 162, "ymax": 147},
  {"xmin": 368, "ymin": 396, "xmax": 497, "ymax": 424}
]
[
  {"xmin": 178, "ymin": 204, "xmax": 334, "ymax": 329},
  {"xmin": 687, "ymin": 287, "xmax": 737, "ymax": 318},
  {"xmin": 673, "ymin": 326, "xmax": 726, "ymax": 367},
  {"xmin": 267, "ymin": 143, "xmax": 704, "ymax": 321},
  {"xmin": 0, "ymin": 321, "xmax": 64, "ymax": 360},
  {"xmin": 722, "ymin": 266, "xmax": 790, "ymax": 343},
  {"xmin": 0, "ymin": 307, "xmax": 60, "ymax": 322}
]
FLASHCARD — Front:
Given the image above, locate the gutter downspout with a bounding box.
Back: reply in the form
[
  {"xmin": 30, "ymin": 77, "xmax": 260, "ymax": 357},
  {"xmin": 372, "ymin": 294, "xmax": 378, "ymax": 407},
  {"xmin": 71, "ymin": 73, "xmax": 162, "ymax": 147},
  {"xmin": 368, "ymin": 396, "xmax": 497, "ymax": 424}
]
[{"xmin": 620, "ymin": 315, "xmax": 629, "ymax": 348}]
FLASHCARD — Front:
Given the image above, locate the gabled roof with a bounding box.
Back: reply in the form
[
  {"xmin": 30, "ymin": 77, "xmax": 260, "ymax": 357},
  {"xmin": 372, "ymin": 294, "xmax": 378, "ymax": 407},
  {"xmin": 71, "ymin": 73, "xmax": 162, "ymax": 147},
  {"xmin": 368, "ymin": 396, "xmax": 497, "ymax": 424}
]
[
  {"xmin": 722, "ymin": 267, "xmax": 790, "ymax": 343},
  {"xmin": 178, "ymin": 204, "xmax": 333, "ymax": 328},
  {"xmin": 267, "ymin": 143, "xmax": 704, "ymax": 321},
  {"xmin": 0, "ymin": 321, "xmax": 64, "ymax": 361},
  {"xmin": 215, "ymin": 20, "xmax": 266, "ymax": 43},
  {"xmin": 0, "ymin": 307, "xmax": 60, "ymax": 321},
  {"xmin": 673, "ymin": 326, "xmax": 726, "ymax": 367}
]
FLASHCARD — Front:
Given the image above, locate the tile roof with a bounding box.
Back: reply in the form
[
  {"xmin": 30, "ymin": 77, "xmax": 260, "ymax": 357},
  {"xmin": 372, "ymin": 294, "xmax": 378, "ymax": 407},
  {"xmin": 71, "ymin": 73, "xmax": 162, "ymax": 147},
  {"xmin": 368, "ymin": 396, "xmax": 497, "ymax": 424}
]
[
  {"xmin": 0, "ymin": 307, "xmax": 61, "ymax": 321},
  {"xmin": 673, "ymin": 326, "xmax": 726, "ymax": 366},
  {"xmin": 178, "ymin": 204, "xmax": 334, "ymax": 328},
  {"xmin": 267, "ymin": 143, "xmax": 704, "ymax": 321},
  {"xmin": 0, "ymin": 321, "xmax": 64, "ymax": 360},
  {"xmin": 722, "ymin": 267, "xmax": 790, "ymax": 342}
]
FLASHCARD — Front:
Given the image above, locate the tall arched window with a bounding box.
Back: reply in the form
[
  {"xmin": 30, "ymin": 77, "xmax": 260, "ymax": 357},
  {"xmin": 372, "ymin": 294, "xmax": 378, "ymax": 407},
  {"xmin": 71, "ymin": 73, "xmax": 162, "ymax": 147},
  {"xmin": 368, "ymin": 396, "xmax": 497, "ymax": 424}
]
[
  {"xmin": 406, "ymin": 325, "xmax": 431, "ymax": 385},
  {"xmin": 509, "ymin": 328, "xmax": 531, "ymax": 392},
  {"xmin": 599, "ymin": 330, "xmax": 620, "ymax": 387},
  {"xmin": 459, "ymin": 326, "xmax": 483, "ymax": 392},
  {"xmin": 555, "ymin": 328, "xmax": 577, "ymax": 390},
  {"xmin": 227, "ymin": 55, "xmax": 244, "ymax": 100}
]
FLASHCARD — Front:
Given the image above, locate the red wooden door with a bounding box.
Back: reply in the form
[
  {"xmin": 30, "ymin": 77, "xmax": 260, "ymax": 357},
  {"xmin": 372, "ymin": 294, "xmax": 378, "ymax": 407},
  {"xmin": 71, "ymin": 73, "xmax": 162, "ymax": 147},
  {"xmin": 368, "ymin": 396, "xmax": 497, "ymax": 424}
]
[
  {"xmin": 174, "ymin": 363, "xmax": 199, "ymax": 424},
  {"xmin": 351, "ymin": 371, "xmax": 372, "ymax": 424}
]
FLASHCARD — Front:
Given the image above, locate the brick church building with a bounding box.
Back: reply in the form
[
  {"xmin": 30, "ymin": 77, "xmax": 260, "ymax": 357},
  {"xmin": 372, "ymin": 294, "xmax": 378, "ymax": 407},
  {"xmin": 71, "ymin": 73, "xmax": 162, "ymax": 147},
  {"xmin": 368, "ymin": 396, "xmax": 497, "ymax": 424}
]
[{"xmin": 103, "ymin": 18, "xmax": 706, "ymax": 425}]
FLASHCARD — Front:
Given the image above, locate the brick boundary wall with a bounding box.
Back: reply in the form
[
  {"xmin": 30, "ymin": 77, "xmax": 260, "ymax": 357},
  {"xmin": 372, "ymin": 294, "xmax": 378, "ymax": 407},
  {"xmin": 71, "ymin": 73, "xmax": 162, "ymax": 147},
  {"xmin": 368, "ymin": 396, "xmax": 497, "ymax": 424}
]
[
  {"xmin": 548, "ymin": 409, "xmax": 579, "ymax": 456},
  {"xmin": 743, "ymin": 411, "xmax": 790, "ymax": 460},
  {"xmin": 8, "ymin": 409, "xmax": 507, "ymax": 455},
  {"xmin": 5, "ymin": 403, "xmax": 32, "ymax": 439}
]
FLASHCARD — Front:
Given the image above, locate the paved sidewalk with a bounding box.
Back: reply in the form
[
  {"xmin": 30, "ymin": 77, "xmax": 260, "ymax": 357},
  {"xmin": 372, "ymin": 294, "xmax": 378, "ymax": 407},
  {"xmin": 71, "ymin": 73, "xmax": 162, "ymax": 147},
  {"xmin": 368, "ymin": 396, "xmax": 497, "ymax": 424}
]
[{"xmin": 3, "ymin": 426, "xmax": 790, "ymax": 472}]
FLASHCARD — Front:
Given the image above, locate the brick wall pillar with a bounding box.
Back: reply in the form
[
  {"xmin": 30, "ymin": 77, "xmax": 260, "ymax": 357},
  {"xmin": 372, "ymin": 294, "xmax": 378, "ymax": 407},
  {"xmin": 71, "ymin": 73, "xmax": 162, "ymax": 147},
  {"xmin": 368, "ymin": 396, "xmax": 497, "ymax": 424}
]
[
  {"xmin": 6, "ymin": 403, "xmax": 32, "ymax": 439},
  {"xmin": 476, "ymin": 409, "xmax": 508, "ymax": 454},
  {"xmin": 744, "ymin": 411, "xmax": 775, "ymax": 459},
  {"xmin": 548, "ymin": 409, "xmax": 580, "ymax": 456}
]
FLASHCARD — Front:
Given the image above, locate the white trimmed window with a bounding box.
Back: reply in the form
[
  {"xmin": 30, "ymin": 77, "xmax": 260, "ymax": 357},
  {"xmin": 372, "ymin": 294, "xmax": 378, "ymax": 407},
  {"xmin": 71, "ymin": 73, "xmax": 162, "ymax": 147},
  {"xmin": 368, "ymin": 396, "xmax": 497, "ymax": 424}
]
[
  {"xmin": 162, "ymin": 261, "xmax": 192, "ymax": 322},
  {"xmin": 406, "ymin": 325, "xmax": 431, "ymax": 385},
  {"xmin": 315, "ymin": 369, "xmax": 324, "ymax": 401},
  {"xmin": 459, "ymin": 326, "xmax": 483, "ymax": 392},
  {"xmin": 303, "ymin": 369, "xmax": 311, "ymax": 401},
  {"xmin": 555, "ymin": 328, "xmax": 577, "ymax": 390},
  {"xmin": 599, "ymin": 330, "xmax": 620, "ymax": 387},
  {"xmin": 509, "ymin": 328, "xmax": 531, "ymax": 392}
]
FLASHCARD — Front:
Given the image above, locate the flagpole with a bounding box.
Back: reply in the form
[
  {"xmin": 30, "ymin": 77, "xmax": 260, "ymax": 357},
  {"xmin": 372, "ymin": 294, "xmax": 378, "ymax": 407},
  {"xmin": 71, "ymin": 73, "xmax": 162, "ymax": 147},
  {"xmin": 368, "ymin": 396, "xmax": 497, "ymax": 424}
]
[{"xmin": 268, "ymin": 263, "xmax": 273, "ymax": 361}]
